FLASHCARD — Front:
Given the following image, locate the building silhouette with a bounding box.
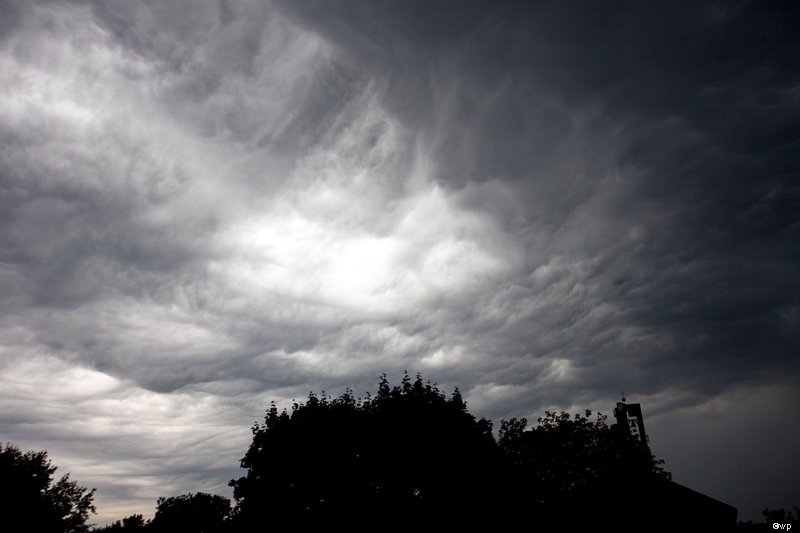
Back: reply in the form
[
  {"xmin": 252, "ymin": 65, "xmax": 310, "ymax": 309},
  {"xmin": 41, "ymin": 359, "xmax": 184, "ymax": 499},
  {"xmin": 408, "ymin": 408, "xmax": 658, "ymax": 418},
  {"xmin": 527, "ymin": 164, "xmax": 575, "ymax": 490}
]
[{"xmin": 612, "ymin": 399, "xmax": 738, "ymax": 531}]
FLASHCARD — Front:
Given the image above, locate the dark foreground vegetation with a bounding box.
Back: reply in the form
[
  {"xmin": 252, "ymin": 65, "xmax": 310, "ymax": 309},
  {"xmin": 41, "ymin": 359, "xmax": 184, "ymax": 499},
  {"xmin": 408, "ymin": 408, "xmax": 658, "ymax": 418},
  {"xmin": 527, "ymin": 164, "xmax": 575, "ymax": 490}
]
[{"xmin": 1, "ymin": 373, "xmax": 793, "ymax": 531}]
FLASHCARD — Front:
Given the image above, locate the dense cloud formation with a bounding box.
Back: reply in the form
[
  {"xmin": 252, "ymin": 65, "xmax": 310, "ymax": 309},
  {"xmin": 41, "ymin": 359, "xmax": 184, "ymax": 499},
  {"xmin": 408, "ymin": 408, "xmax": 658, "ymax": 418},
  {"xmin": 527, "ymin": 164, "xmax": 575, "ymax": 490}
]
[{"xmin": 0, "ymin": 0, "xmax": 797, "ymax": 524}]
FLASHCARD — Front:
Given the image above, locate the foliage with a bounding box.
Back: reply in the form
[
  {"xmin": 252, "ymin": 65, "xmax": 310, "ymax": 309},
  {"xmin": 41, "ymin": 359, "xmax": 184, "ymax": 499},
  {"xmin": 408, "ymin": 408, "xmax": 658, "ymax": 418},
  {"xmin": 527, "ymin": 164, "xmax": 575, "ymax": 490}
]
[
  {"xmin": 736, "ymin": 507, "xmax": 800, "ymax": 530},
  {"xmin": 93, "ymin": 514, "xmax": 148, "ymax": 532},
  {"xmin": 120, "ymin": 515, "xmax": 147, "ymax": 528},
  {"xmin": 230, "ymin": 372, "xmax": 496, "ymax": 524},
  {"xmin": 230, "ymin": 373, "xmax": 673, "ymax": 526},
  {"xmin": 8, "ymin": 374, "xmax": 680, "ymax": 528},
  {"xmin": 762, "ymin": 507, "xmax": 800, "ymax": 524},
  {"xmin": 92, "ymin": 494, "xmax": 231, "ymax": 532},
  {"xmin": 149, "ymin": 492, "xmax": 231, "ymax": 533},
  {"xmin": 500, "ymin": 410, "xmax": 670, "ymax": 490},
  {"xmin": 0, "ymin": 442, "xmax": 96, "ymax": 533},
  {"xmin": 498, "ymin": 410, "xmax": 671, "ymax": 525}
]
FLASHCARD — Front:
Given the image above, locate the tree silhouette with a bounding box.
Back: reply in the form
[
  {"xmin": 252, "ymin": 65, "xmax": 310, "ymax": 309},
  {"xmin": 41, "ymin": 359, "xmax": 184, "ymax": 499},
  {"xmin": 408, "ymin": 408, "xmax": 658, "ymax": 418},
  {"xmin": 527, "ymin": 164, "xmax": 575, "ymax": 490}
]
[
  {"xmin": 228, "ymin": 374, "xmax": 682, "ymax": 526},
  {"xmin": 93, "ymin": 514, "xmax": 148, "ymax": 532},
  {"xmin": 149, "ymin": 492, "xmax": 231, "ymax": 533},
  {"xmin": 0, "ymin": 442, "xmax": 96, "ymax": 533},
  {"xmin": 497, "ymin": 410, "xmax": 671, "ymax": 527},
  {"xmin": 229, "ymin": 373, "xmax": 497, "ymax": 525}
]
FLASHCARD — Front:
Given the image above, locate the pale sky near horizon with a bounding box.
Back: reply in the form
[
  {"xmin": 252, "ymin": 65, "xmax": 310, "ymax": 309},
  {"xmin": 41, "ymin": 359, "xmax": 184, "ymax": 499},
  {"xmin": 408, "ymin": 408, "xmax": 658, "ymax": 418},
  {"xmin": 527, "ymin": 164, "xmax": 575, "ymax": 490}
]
[{"xmin": 0, "ymin": 0, "xmax": 798, "ymax": 525}]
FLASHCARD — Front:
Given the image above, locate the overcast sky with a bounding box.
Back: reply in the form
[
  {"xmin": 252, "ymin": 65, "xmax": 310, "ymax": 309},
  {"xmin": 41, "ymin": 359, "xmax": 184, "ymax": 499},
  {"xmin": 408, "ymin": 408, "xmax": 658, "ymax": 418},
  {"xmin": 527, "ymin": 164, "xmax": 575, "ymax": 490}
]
[{"xmin": 1, "ymin": 0, "xmax": 798, "ymax": 525}]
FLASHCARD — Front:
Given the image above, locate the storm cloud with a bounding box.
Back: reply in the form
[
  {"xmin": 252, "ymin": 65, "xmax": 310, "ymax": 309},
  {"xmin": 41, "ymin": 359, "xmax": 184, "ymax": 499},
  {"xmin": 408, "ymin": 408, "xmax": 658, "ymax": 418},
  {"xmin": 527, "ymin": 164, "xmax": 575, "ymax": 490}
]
[{"xmin": 0, "ymin": 0, "xmax": 797, "ymax": 523}]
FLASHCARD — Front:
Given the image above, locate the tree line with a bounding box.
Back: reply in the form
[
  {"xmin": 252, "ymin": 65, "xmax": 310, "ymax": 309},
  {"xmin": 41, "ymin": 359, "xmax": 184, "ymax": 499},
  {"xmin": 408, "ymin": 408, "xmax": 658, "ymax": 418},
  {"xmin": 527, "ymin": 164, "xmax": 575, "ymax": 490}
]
[{"xmin": 2, "ymin": 373, "xmax": 793, "ymax": 531}]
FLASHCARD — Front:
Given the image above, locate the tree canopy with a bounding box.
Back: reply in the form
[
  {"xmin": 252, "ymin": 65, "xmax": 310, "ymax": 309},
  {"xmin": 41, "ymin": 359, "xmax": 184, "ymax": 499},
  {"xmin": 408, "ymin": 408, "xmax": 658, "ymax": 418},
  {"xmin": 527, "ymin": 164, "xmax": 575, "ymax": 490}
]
[
  {"xmin": 150, "ymin": 492, "xmax": 231, "ymax": 533},
  {"xmin": 92, "ymin": 493, "xmax": 231, "ymax": 533},
  {"xmin": 4, "ymin": 374, "xmax": 683, "ymax": 529},
  {"xmin": 230, "ymin": 373, "xmax": 497, "ymax": 525},
  {"xmin": 0, "ymin": 442, "xmax": 96, "ymax": 533},
  {"xmin": 229, "ymin": 373, "xmax": 670, "ymax": 527},
  {"xmin": 497, "ymin": 410, "xmax": 670, "ymax": 526},
  {"xmin": 94, "ymin": 513, "xmax": 148, "ymax": 532}
]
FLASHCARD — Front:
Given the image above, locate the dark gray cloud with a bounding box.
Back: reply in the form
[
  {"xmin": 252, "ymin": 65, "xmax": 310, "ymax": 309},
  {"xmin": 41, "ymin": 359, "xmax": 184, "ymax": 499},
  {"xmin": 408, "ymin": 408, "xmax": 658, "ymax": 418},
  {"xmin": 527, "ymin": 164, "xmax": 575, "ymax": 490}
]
[
  {"xmin": 0, "ymin": 0, "xmax": 797, "ymax": 524},
  {"xmin": 271, "ymin": 0, "xmax": 800, "ymax": 392}
]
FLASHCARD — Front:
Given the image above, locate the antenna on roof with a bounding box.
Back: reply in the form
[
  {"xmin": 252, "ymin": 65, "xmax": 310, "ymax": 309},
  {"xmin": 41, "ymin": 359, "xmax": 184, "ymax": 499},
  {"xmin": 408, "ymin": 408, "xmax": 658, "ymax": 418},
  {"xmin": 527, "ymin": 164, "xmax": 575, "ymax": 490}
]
[{"xmin": 620, "ymin": 386, "xmax": 626, "ymax": 403}]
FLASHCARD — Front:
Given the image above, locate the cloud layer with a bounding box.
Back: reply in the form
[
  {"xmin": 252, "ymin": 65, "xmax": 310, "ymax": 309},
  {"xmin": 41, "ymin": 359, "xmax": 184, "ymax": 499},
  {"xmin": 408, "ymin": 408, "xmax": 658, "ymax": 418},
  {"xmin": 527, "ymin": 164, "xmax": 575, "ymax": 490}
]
[{"xmin": 1, "ymin": 0, "xmax": 797, "ymax": 523}]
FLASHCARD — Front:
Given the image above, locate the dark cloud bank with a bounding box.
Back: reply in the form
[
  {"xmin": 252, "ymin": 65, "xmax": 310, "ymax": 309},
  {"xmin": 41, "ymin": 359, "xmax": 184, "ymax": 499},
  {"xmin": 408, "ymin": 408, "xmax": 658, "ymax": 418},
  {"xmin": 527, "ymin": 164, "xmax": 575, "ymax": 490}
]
[{"xmin": 0, "ymin": 0, "xmax": 797, "ymax": 524}]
